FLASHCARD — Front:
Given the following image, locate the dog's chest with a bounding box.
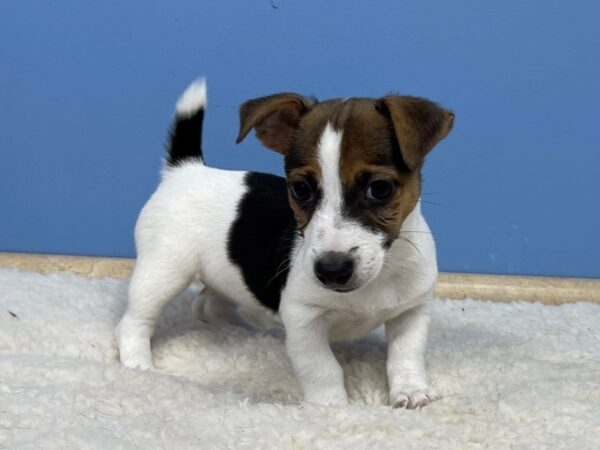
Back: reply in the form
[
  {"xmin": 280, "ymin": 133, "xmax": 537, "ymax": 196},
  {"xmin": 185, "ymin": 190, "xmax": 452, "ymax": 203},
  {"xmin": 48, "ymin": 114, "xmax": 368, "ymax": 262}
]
[
  {"xmin": 326, "ymin": 313, "xmax": 390, "ymax": 342},
  {"xmin": 323, "ymin": 283, "xmax": 426, "ymax": 341}
]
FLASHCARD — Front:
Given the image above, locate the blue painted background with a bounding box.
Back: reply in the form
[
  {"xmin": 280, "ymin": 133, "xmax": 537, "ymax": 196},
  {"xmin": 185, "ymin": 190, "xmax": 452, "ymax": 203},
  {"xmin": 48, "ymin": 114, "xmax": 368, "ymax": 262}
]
[{"xmin": 1, "ymin": 1, "xmax": 599, "ymax": 278}]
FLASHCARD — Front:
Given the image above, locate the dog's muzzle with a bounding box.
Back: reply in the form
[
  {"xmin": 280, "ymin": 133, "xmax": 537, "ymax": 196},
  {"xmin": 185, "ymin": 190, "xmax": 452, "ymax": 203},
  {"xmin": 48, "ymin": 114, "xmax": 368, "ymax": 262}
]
[{"xmin": 314, "ymin": 251, "xmax": 355, "ymax": 292}]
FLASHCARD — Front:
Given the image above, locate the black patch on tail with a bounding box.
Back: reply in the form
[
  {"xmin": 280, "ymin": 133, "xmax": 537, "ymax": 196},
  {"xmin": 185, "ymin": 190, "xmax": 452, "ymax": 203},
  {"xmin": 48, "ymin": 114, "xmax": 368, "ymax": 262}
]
[
  {"xmin": 227, "ymin": 172, "xmax": 298, "ymax": 311},
  {"xmin": 166, "ymin": 109, "xmax": 204, "ymax": 166}
]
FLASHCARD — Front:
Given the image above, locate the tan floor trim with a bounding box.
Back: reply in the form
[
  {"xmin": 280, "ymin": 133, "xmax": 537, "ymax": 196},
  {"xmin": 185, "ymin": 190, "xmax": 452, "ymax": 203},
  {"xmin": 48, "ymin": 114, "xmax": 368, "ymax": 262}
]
[
  {"xmin": 0, "ymin": 253, "xmax": 134, "ymax": 280},
  {"xmin": 1, "ymin": 252, "xmax": 598, "ymax": 304},
  {"xmin": 437, "ymin": 272, "xmax": 599, "ymax": 304}
]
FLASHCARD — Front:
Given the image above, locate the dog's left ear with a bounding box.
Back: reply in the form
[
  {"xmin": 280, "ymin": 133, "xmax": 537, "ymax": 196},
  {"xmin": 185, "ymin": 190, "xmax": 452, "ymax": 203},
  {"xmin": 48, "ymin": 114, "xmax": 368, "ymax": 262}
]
[
  {"xmin": 236, "ymin": 93, "xmax": 317, "ymax": 154},
  {"xmin": 376, "ymin": 96, "xmax": 454, "ymax": 170}
]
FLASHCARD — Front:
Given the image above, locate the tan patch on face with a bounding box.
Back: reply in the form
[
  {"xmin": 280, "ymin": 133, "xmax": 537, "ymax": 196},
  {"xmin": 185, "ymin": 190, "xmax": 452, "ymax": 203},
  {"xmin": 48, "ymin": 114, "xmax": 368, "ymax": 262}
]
[
  {"xmin": 283, "ymin": 102, "xmax": 336, "ymax": 229},
  {"xmin": 285, "ymin": 167, "xmax": 320, "ymax": 230},
  {"xmin": 334, "ymin": 100, "xmax": 422, "ymax": 240},
  {"xmin": 342, "ymin": 163, "xmax": 421, "ymax": 241},
  {"xmin": 373, "ymin": 177, "xmax": 419, "ymax": 235}
]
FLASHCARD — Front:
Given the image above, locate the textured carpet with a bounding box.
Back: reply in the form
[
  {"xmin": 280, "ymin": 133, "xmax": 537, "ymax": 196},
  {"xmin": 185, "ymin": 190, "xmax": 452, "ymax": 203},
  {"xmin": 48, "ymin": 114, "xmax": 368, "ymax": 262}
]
[{"xmin": 0, "ymin": 269, "xmax": 598, "ymax": 449}]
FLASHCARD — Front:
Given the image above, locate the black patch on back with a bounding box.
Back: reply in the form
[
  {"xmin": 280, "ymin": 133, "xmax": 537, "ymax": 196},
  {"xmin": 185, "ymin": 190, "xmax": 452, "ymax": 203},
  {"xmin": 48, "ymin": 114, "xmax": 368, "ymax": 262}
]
[
  {"xmin": 228, "ymin": 172, "xmax": 298, "ymax": 311},
  {"xmin": 166, "ymin": 109, "xmax": 204, "ymax": 166}
]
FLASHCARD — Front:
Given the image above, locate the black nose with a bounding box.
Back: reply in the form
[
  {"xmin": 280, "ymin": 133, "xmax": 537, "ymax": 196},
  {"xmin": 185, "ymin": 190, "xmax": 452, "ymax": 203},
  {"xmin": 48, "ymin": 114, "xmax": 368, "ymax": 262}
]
[{"xmin": 314, "ymin": 252, "xmax": 354, "ymax": 287}]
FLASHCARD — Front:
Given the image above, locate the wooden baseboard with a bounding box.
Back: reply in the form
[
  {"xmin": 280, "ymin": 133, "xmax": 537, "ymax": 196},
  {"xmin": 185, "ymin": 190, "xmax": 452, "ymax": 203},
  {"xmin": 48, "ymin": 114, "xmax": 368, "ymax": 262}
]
[
  {"xmin": 0, "ymin": 252, "xmax": 134, "ymax": 279},
  {"xmin": 0, "ymin": 252, "xmax": 598, "ymax": 304},
  {"xmin": 436, "ymin": 272, "xmax": 599, "ymax": 304}
]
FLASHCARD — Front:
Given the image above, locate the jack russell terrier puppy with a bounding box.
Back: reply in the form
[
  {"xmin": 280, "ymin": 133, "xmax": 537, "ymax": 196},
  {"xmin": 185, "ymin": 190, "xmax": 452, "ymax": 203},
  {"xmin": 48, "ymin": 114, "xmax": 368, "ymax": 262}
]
[{"xmin": 116, "ymin": 78, "xmax": 454, "ymax": 409}]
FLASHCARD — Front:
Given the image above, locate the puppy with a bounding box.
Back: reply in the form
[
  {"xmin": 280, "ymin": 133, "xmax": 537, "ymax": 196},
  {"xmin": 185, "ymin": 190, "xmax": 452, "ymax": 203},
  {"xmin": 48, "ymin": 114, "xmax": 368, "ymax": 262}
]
[{"xmin": 116, "ymin": 78, "xmax": 454, "ymax": 409}]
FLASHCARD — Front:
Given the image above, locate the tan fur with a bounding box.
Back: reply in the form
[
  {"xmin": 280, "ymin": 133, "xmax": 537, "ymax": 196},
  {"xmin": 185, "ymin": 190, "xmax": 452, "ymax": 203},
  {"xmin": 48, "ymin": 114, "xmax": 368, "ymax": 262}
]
[
  {"xmin": 377, "ymin": 96, "xmax": 454, "ymax": 170},
  {"xmin": 236, "ymin": 93, "xmax": 317, "ymax": 154}
]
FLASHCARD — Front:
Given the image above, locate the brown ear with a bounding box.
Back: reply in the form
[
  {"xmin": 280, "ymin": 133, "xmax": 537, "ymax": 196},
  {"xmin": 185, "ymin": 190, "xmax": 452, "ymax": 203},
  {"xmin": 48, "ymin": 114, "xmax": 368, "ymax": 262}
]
[
  {"xmin": 236, "ymin": 93, "xmax": 317, "ymax": 154},
  {"xmin": 376, "ymin": 96, "xmax": 454, "ymax": 170}
]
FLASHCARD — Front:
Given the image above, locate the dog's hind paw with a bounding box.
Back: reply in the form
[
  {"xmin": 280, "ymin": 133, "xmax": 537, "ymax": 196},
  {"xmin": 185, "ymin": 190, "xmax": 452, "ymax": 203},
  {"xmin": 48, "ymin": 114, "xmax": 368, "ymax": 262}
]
[
  {"xmin": 119, "ymin": 355, "xmax": 154, "ymax": 371},
  {"xmin": 390, "ymin": 386, "xmax": 440, "ymax": 409}
]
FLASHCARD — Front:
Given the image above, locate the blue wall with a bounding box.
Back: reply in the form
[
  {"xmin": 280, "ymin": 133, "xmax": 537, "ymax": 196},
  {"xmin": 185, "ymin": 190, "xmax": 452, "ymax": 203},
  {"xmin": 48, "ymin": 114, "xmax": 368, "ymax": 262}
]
[{"xmin": 1, "ymin": 1, "xmax": 599, "ymax": 278}]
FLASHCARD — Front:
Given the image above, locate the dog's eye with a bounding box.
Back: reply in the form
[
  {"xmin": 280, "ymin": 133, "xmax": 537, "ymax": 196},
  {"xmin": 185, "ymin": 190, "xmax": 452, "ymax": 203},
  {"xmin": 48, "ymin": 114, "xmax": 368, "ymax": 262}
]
[
  {"xmin": 290, "ymin": 180, "xmax": 313, "ymax": 203},
  {"xmin": 366, "ymin": 179, "xmax": 394, "ymax": 202}
]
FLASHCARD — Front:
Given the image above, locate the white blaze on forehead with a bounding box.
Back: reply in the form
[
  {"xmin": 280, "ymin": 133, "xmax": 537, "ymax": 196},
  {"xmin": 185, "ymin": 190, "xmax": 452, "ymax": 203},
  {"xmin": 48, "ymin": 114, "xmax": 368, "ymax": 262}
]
[
  {"xmin": 306, "ymin": 122, "xmax": 386, "ymax": 283},
  {"xmin": 317, "ymin": 123, "xmax": 343, "ymax": 217}
]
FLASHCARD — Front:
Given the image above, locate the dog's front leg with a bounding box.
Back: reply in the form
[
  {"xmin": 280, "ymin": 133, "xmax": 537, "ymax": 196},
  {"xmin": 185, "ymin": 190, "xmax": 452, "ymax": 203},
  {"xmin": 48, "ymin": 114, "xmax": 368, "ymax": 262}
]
[
  {"xmin": 281, "ymin": 303, "xmax": 348, "ymax": 406},
  {"xmin": 385, "ymin": 302, "xmax": 440, "ymax": 409}
]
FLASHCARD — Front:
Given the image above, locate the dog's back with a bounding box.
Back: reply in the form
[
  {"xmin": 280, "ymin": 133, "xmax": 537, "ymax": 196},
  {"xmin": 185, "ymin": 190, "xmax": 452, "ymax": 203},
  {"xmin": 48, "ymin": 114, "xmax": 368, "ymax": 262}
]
[{"xmin": 133, "ymin": 80, "xmax": 298, "ymax": 315}]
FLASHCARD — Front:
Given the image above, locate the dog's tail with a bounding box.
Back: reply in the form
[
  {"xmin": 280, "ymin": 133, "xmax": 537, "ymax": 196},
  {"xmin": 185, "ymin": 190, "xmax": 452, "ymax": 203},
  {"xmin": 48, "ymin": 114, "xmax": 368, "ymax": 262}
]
[{"xmin": 165, "ymin": 78, "xmax": 207, "ymax": 167}]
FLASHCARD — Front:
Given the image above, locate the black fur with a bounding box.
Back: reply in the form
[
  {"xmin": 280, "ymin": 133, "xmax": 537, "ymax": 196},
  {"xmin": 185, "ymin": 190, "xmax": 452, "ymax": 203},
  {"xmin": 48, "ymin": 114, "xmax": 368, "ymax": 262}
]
[
  {"xmin": 166, "ymin": 108, "xmax": 204, "ymax": 166},
  {"xmin": 227, "ymin": 172, "xmax": 298, "ymax": 311}
]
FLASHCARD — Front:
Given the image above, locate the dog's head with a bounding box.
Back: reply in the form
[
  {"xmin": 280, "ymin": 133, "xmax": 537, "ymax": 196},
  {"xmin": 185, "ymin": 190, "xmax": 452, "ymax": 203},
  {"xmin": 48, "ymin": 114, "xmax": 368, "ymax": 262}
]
[{"xmin": 237, "ymin": 93, "xmax": 454, "ymax": 293}]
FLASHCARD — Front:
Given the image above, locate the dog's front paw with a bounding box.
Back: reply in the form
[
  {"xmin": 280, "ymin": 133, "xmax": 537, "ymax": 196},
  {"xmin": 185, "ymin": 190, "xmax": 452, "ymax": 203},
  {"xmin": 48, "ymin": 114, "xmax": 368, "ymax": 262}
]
[
  {"xmin": 115, "ymin": 320, "xmax": 155, "ymax": 371},
  {"xmin": 390, "ymin": 386, "xmax": 440, "ymax": 409},
  {"xmin": 120, "ymin": 355, "xmax": 154, "ymax": 371}
]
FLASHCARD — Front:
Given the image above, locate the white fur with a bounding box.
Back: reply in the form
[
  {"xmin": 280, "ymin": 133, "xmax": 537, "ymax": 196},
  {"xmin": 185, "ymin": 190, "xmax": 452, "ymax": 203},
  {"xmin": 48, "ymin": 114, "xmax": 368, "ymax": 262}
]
[
  {"xmin": 316, "ymin": 123, "xmax": 343, "ymax": 217},
  {"xmin": 280, "ymin": 202, "xmax": 437, "ymax": 405},
  {"xmin": 117, "ymin": 84, "xmax": 439, "ymax": 409},
  {"xmin": 175, "ymin": 78, "xmax": 207, "ymax": 117},
  {"xmin": 117, "ymin": 163, "xmax": 266, "ymax": 370}
]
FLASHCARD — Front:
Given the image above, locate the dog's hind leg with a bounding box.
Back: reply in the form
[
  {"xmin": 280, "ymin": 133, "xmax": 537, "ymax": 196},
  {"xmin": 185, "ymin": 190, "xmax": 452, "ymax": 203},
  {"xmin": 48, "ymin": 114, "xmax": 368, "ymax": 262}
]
[
  {"xmin": 116, "ymin": 256, "xmax": 194, "ymax": 370},
  {"xmin": 193, "ymin": 287, "xmax": 253, "ymax": 328}
]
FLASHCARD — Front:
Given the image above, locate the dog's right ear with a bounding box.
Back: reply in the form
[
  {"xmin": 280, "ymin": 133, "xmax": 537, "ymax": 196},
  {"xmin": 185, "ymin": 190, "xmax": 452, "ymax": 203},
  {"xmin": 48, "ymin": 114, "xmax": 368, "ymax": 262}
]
[{"xmin": 236, "ymin": 93, "xmax": 317, "ymax": 154}]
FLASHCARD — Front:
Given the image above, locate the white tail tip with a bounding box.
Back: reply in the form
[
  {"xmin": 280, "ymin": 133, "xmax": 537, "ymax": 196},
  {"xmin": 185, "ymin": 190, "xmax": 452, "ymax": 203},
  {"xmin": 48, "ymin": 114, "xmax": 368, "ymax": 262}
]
[{"xmin": 175, "ymin": 77, "xmax": 207, "ymax": 117}]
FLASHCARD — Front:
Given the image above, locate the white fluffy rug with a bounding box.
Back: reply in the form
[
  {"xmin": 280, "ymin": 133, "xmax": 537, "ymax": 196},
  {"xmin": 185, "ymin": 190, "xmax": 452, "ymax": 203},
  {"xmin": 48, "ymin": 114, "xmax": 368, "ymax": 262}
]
[{"xmin": 0, "ymin": 269, "xmax": 598, "ymax": 449}]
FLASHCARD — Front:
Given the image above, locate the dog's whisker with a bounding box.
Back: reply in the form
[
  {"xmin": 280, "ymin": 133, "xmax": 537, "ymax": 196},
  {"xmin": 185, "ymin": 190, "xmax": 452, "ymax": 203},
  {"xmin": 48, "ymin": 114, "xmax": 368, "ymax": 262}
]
[
  {"xmin": 266, "ymin": 258, "xmax": 292, "ymax": 287},
  {"xmin": 399, "ymin": 230, "xmax": 434, "ymax": 234},
  {"xmin": 419, "ymin": 200, "xmax": 448, "ymax": 208},
  {"xmin": 396, "ymin": 235, "xmax": 425, "ymax": 261}
]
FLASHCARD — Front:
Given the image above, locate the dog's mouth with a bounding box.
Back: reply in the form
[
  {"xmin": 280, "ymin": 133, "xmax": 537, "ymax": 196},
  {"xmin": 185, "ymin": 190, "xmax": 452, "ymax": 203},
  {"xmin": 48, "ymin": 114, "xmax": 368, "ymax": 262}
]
[
  {"xmin": 317, "ymin": 279, "xmax": 363, "ymax": 294},
  {"xmin": 332, "ymin": 286, "xmax": 357, "ymax": 293}
]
